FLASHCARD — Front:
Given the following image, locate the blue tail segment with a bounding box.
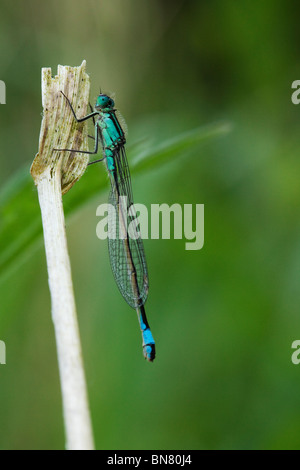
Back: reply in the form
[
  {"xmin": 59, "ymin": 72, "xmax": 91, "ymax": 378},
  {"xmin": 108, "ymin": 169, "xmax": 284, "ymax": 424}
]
[{"xmin": 137, "ymin": 306, "xmax": 156, "ymax": 362}]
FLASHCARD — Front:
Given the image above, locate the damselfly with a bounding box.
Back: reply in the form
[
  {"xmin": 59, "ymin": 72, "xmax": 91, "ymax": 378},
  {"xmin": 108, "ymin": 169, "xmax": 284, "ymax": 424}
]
[{"xmin": 54, "ymin": 92, "xmax": 156, "ymax": 362}]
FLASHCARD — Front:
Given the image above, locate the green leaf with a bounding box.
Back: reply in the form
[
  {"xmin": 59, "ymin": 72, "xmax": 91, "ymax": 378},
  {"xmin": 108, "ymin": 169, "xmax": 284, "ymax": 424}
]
[
  {"xmin": 132, "ymin": 121, "xmax": 232, "ymax": 173},
  {"xmin": 0, "ymin": 121, "xmax": 231, "ymax": 282}
]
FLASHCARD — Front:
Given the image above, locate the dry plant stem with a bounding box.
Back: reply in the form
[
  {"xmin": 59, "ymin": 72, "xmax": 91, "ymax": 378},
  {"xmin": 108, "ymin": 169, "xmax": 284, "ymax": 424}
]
[
  {"xmin": 31, "ymin": 62, "xmax": 94, "ymax": 450},
  {"xmin": 37, "ymin": 165, "xmax": 94, "ymax": 450}
]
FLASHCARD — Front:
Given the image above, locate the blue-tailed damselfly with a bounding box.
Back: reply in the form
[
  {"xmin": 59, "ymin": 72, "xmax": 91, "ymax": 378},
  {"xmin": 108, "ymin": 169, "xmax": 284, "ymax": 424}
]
[{"xmin": 54, "ymin": 92, "xmax": 156, "ymax": 362}]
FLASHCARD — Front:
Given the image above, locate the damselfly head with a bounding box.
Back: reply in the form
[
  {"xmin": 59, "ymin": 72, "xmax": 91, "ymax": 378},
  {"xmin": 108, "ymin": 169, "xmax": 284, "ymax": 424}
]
[{"xmin": 95, "ymin": 94, "xmax": 114, "ymax": 110}]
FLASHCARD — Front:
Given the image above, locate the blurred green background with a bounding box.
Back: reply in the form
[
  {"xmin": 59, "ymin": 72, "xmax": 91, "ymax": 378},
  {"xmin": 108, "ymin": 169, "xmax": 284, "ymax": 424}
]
[{"xmin": 1, "ymin": 0, "xmax": 300, "ymax": 450}]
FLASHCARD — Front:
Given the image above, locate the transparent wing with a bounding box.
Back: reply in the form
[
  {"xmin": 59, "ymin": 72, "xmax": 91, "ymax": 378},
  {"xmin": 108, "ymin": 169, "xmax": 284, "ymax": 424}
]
[{"xmin": 107, "ymin": 147, "xmax": 149, "ymax": 309}]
